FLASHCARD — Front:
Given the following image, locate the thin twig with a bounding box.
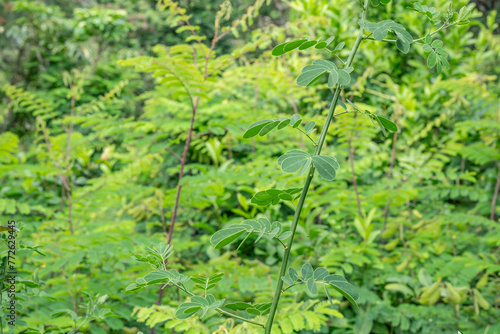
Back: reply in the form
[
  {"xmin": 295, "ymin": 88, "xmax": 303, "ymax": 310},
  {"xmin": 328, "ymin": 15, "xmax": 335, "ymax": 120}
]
[
  {"xmin": 491, "ymin": 162, "xmax": 500, "ymax": 221},
  {"xmin": 153, "ymin": 11, "xmax": 222, "ymax": 332},
  {"xmin": 61, "ymin": 267, "xmax": 78, "ymax": 313},
  {"xmin": 166, "ymin": 147, "xmax": 181, "ymax": 162},
  {"xmin": 40, "ymin": 122, "xmax": 74, "ymax": 234}
]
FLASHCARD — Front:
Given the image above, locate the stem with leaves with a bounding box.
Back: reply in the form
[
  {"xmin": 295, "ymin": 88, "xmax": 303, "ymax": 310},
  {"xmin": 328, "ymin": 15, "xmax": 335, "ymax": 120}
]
[
  {"xmin": 264, "ymin": 0, "xmax": 370, "ymax": 331},
  {"xmin": 153, "ymin": 9, "xmax": 234, "ymax": 332}
]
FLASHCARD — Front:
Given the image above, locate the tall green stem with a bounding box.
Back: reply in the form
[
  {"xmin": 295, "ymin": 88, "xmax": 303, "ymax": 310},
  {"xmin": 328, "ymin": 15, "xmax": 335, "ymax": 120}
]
[{"xmin": 264, "ymin": 1, "xmax": 369, "ymax": 332}]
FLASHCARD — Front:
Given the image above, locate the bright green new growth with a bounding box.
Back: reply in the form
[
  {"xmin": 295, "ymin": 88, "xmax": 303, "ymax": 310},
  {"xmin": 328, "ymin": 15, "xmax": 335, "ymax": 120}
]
[{"xmin": 124, "ymin": 0, "xmax": 474, "ymax": 332}]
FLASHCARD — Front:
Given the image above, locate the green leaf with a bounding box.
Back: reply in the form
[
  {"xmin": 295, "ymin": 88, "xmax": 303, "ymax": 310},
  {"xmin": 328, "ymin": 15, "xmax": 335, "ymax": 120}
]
[
  {"xmin": 338, "ymin": 100, "xmax": 347, "ymax": 110},
  {"xmin": 254, "ymin": 302, "xmax": 272, "ymax": 312},
  {"xmin": 334, "ymin": 42, "xmax": 345, "ymax": 51},
  {"xmin": 328, "ymin": 70, "xmax": 339, "ymax": 88},
  {"xmin": 243, "ymin": 120, "xmax": 272, "ymax": 138},
  {"xmin": 396, "ymin": 38, "xmax": 410, "ymax": 54},
  {"xmin": 277, "ymin": 118, "xmax": 290, "ymax": 129},
  {"xmin": 425, "ymin": 35, "xmax": 432, "ymax": 44},
  {"xmin": 393, "ymin": 29, "xmax": 413, "ymax": 44},
  {"xmin": 246, "ymin": 308, "xmax": 261, "ymax": 315},
  {"xmin": 435, "ymin": 48, "xmax": 448, "ymax": 57},
  {"xmin": 277, "ymin": 150, "xmax": 312, "ymax": 173},
  {"xmin": 307, "ymin": 278, "xmax": 317, "ymax": 294},
  {"xmin": 289, "ymin": 267, "xmax": 300, "ymax": 281},
  {"xmin": 284, "ymin": 39, "xmax": 307, "ymax": 52},
  {"xmin": 259, "ymin": 120, "xmax": 280, "ymax": 136},
  {"xmin": 325, "ymin": 36, "xmax": 335, "ymax": 46},
  {"xmin": 175, "ymin": 303, "xmax": 202, "ymax": 319},
  {"xmin": 290, "ymin": 114, "xmax": 302, "ymax": 128},
  {"xmin": 376, "ymin": 116, "xmax": 398, "ymax": 132},
  {"xmin": 191, "ymin": 296, "xmax": 209, "ymax": 306},
  {"xmin": 144, "ymin": 270, "xmax": 174, "ymax": 284},
  {"xmin": 301, "ymin": 263, "xmax": 314, "ymax": 280},
  {"xmin": 315, "ymin": 42, "xmax": 327, "ymax": 49},
  {"xmin": 304, "ymin": 121, "xmax": 316, "ymax": 134},
  {"xmin": 337, "ymin": 69, "xmax": 351, "ymax": 85},
  {"xmin": 297, "ymin": 59, "xmax": 339, "ymax": 87},
  {"xmin": 282, "ymin": 276, "xmax": 294, "ymax": 285},
  {"xmin": 372, "ymin": 114, "xmax": 388, "ymax": 136},
  {"xmin": 210, "ymin": 227, "xmax": 246, "ymax": 249},
  {"xmin": 423, "ymin": 44, "xmax": 433, "ymax": 52},
  {"xmin": 311, "ymin": 156, "xmax": 340, "ymax": 181},
  {"xmin": 272, "ymin": 42, "xmax": 287, "ymax": 56},
  {"xmin": 297, "ymin": 67, "xmax": 327, "ymax": 87},
  {"xmin": 206, "ymin": 294, "xmax": 216, "ymax": 305},
  {"xmin": 436, "ymin": 59, "xmax": 442, "ymax": 74},
  {"xmin": 199, "ymin": 306, "xmax": 209, "ymax": 318},
  {"xmin": 225, "ymin": 302, "xmax": 251, "ymax": 311},
  {"xmin": 278, "ymin": 231, "xmax": 292, "ymax": 240},
  {"xmin": 439, "ymin": 55, "xmax": 450, "ymax": 70},
  {"xmin": 299, "ymin": 40, "xmax": 317, "ymax": 50},
  {"xmin": 427, "ymin": 51, "xmax": 437, "ymax": 68},
  {"xmin": 313, "ymin": 267, "xmax": 329, "ymax": 281},
  {"xmin": 373, "ymin": 26, "xmax": 389, "ymax": 40},
  {"xmin": 431, "ymin": 39, "xmax": 443, "ymax": 48},
  {"xmin": 380, "ymin": 0, "xmax": 391, "ymax": 4},
  {"xmin": 324, "ymin": 275, "xmax": 359, "ymax": 308},
  {"xmin": 255, "ymin": 228, "xmax": 266, "ymax": 243}
]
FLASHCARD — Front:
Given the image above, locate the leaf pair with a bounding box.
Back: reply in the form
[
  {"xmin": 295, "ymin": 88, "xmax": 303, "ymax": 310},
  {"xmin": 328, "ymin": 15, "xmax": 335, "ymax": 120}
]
[
  {"xmin": 370, "ymin": 0, "xmax": 391, "ymax": 6},
  {"xmin": 191, "ymin": 273, "xmax": 224, "ymax": 292},
  {"xmin": 272, "ymin": 36, "xmax": 335, "ymax": 56},
  {"xmin": 242, "ymin": 114, "xmax": 311, "ymax": 139},
  {"xmin": 297, "ymin": 59, "xmax": 352, "ymax": 87},
  {"xmin": 364, "ymin": 20, "xmax": 413, "ymax": 54},
  {"xmin": 251, "ymin": 188, "xmax": 302, "ymax": 206},
  {"xmin": 281, "ymin": 264, "xmax": 359, "ymax": 308},
  {"xmin": 125, "ymin": 269, "xmax": 190, "ymax": 292},
  {"xmin": 278, "ymin": 150, "xmax": 340, "ymax": 181},
  {"xmin": 210, "ymin": 218, "xmax": 291, "ymax": 249},
  {"xmin": 175, "ymin": 294, "xmax": 224, "ymax": 320},
  {"xmin": 225, "ymin": 301, "xmax": 272, "ymax": 317}
]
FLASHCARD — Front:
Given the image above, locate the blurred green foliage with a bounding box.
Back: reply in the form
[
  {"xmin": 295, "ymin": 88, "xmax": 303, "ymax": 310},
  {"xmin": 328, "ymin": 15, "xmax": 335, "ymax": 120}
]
[{"xmin": 0, "ymin": 0, "xmax": 499, "ymax": 333}]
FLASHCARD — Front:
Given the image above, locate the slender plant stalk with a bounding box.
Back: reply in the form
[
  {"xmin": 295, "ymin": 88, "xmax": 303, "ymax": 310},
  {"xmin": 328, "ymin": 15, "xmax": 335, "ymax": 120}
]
[
  {"xmin": 153, "ymin": 13, "xmax": 230, "ymax": 332},
  {"xmin": 40, "ymin": 121, "xmax": 74, "ymax": 234},
  {"xmin": 61, "ymin": 266, "xmax": 78, "ymax": 313},
  {"xmin": 491, "ymin": 161, "xmax": 500, "ymax": 221},
  {"xmin": 382, "ymin": 114, "xmax": 399, "ymax": 236},
  {"xmin": 346, "ymin": 113, "xmax": 362, "ymax": 217},
  {"xmin": 264, "ymin": 1, "xmax": 370, "ymax": 331}
]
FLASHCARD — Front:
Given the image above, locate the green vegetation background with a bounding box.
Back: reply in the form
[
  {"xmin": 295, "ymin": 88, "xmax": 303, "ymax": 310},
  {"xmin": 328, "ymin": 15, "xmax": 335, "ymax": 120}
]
[{"xmin": 0, "ymin": 0, "xmax": 499, "ymax": 333}]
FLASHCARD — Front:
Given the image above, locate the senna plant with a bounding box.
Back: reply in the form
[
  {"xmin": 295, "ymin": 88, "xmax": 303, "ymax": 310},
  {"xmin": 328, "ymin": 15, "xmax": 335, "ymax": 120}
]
[{"xmin": 127, "ymin": 0, "xmax": 472, "ymax": 332}]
